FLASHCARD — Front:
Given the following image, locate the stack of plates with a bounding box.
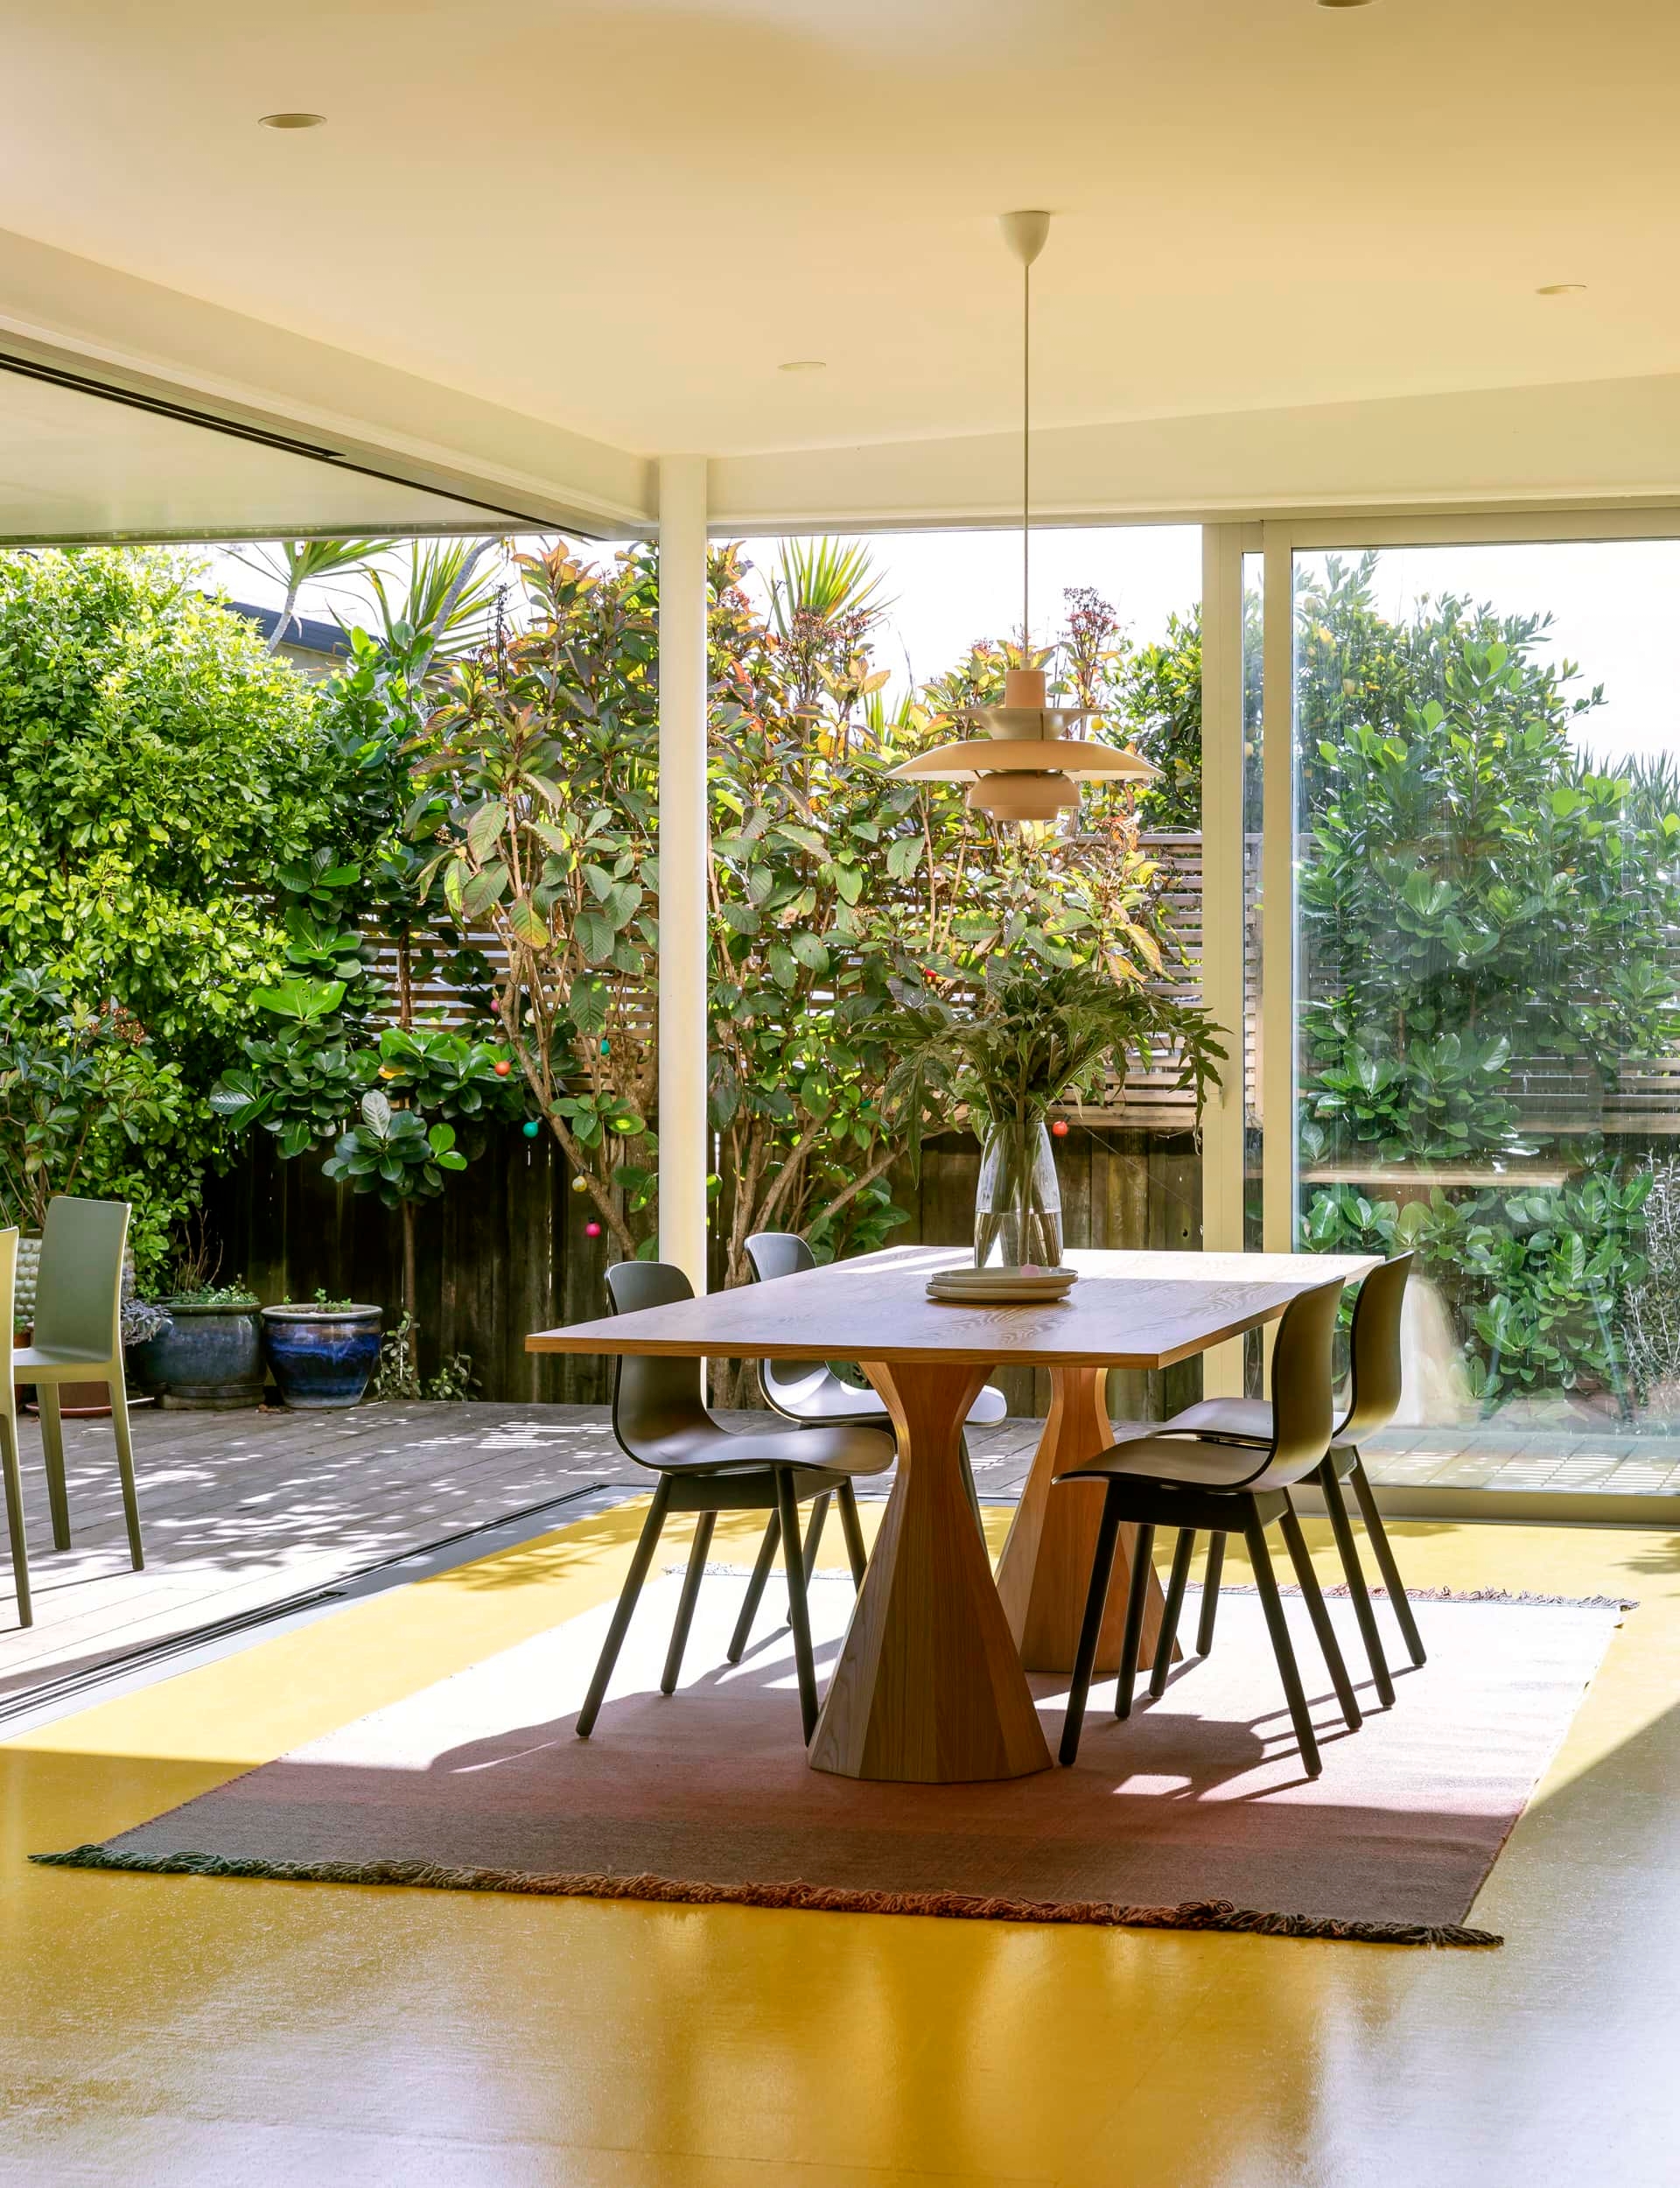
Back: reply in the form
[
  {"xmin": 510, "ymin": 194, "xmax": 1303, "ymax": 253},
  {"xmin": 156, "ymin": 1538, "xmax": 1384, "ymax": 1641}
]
[{"xmin": 926, "ymin": 1265, "xmax": 1079, "ymax": 1305}]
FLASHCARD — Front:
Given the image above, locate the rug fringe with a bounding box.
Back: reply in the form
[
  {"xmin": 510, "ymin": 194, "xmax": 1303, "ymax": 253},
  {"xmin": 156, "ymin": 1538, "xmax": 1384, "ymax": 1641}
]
[
  {"xmin": 683, "ymin": 1564, "xmax": 1634, "ymax": 1611},
  {"xmin": 1196, "ymin": 1583, "xmax": 1635, "ymax": 1610},
  {"xmin": 27, "ymin": 1844, "xmax": 1502, "ymax": 1948}
]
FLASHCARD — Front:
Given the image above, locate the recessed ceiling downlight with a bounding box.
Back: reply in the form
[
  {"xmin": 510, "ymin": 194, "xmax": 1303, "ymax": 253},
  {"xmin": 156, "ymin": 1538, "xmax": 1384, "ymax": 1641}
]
[
  {"xmin": 778, "ymin": 359, "xmax": 827, "ymax": 373},
  {"xmin": 1536, "ymin": 282, "xmax": 1587, "ymax": 296},
  {"xmin": 1317, "ymin": 1, "xmax": 1376, "ymax": 9},
  {"xmin": 258, "ymin": 112, "xmax": 326, "ymax": 130}
]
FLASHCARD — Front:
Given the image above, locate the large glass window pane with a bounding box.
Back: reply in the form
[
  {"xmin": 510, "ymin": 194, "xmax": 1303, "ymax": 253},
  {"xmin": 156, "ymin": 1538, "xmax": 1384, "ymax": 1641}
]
[{"xmin": 1292, "ymin": 541, "xmax": 1680, "ymax": 1447}]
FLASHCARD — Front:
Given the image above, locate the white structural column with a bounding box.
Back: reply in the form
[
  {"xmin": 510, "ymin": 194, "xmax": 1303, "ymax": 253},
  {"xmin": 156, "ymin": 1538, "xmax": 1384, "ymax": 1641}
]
[
  {"xmin": 1197, "ymin": 524, "xmax": 1257, "ymax": 1397},
  {"xmin": 1260, "ymin": 522, "xmax": 1298, "ymax": 1259},
  {"xmin": 656, "ymin": 454, "xmax": 711, "ymax": 1291}
]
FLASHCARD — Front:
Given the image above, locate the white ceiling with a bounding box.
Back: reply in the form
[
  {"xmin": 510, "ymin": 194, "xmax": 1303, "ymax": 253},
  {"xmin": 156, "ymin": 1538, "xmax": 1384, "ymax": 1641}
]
[{"xmin": 0, "ymin": 0, "xmax": 1672, "ymax": 471}]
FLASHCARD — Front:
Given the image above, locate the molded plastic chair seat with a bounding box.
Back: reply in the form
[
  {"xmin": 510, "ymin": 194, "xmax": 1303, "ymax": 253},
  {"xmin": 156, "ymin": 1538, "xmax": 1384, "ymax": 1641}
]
[
  {"xmin": 1068, "ymin": 1430, "xmax": 1317, "ymax": 1496},
  {"xmin": 621, "ymin": 1417, "xmax": 897, "ymax": 1477},
  {"xmin": 1055, "ymin": 1276, "xmax": 1360, "ymax": 1779},
  {"xmin": 1154, "ymin": 1253, "xmax": 1423, "ymax": 1706},
  {"xmin": 12, "ymin": 1343, "xmax": 112, "ymax": 1371}
]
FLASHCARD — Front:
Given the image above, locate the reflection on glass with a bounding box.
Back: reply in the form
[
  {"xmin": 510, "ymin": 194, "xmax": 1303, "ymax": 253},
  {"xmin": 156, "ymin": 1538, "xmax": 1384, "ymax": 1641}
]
[{"xmin": 1292, "ymin": 545, "xmax": 1680, "ymax": 1439}]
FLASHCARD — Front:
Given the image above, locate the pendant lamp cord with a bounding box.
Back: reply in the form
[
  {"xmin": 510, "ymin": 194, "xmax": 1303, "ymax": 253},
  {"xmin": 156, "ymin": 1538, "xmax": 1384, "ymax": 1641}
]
[{"xmin": 1022, "ymin": 255, "xmax": 1031, "ymax": 657}]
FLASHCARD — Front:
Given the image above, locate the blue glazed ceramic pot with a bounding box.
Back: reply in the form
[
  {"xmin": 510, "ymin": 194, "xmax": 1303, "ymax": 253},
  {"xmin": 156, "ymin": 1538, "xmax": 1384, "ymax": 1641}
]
[
  {"xmin": 132, "ymin": 1304, "xmax": 263, "ymax": 1410},
  {"xmin": 261, "ymin": 1304, "xmax": 382, "ymax": 1410}
]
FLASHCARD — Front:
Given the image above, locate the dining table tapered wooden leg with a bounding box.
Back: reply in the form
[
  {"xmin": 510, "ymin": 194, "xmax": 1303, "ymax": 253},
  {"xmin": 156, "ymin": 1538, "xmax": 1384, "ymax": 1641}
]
[
  {"xmin": 994, "ymin": 1364, "xmax": 1174, "ymax": 1675},
  {"xmin": 808, "ymin": 1359, "xmax": 1052, "ymax": 1785}
]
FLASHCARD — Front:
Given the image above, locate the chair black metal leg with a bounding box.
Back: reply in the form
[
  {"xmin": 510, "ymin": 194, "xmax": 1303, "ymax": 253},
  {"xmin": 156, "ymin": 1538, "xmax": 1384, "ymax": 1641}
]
[
  {"xmin": 1279, "ymin": 1499, "xmax": 1362, "ymax": 1732},
  {"xmin": 836, "ymin": 1479, "xmax": 868, "ymax": 1587},
  {"xmin": 0, "ymin": 1412, "xmax": 31, "ymax": 1627},
  {"xmin": 1197, "ymin": 1532, "xmax": 1225, "ymax": 1656},
  {"xmin": 1115, "ymin": 1521, "xmax": 1157, "ymax": 1722},
  {"xmin": 802, "ymin": 1491, "xmax": 831, "ymax": 1582},
  {"xmin": 578, "ymin": 1479, "xmax": 672, "ymax": 1738},
  {"xmin": 1347, "ymin": 1449, "xmax": 1425, "ymax": 1666},
  {"xmin": 1060, "ymin": 1483, "xmax": 1124, "ymax": 1766},
  {"xmin": 1149, "ymin": 1528, "xmax": 1195, "ymax": 1701},
  {"xmin": 727, "ymin": 1511, "xmax": 780, "ymax": 1665},
  {"xmin": 1319, "ymin": 1460, "xmax": 1394, "ymax": 1707},
  {"xmin": 959, "ymin": 1431, "xmax": 984, "ymax": 1539},
  {"xmin": 775, "ymin": 1468, "xmax": 820, "ymax": 1743},
  {"xmin": 1246, "ymin": 1516, "xmax": 1320, "ymax": 1778},
  {"xmin": 661, "ymin": 1511, "xmax": 716, "ymax": 1695}
]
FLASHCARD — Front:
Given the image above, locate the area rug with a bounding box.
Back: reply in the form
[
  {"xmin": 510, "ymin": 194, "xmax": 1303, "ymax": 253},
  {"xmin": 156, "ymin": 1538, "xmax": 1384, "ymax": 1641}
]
[{"xmin": 36, "ymin": 1573, "xmax": 1622, "ymax": 1948}]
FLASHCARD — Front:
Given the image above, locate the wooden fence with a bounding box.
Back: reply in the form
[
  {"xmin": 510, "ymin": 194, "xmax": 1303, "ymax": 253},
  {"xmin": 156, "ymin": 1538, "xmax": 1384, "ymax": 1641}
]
[{"xmin": 204, "ymin": 1118, "xmax": 1207, "ymax": 1415}]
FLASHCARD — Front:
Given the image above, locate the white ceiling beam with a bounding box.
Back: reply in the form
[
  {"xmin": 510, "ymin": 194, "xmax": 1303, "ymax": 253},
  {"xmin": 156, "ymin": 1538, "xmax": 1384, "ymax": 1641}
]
[
  {"xmin": 707, "ymin": 372, "xmax": 1680, "ymax": 536},
  {"xmin": 0, "ymin": 224, "xmax": 654, "ymax": 537}
]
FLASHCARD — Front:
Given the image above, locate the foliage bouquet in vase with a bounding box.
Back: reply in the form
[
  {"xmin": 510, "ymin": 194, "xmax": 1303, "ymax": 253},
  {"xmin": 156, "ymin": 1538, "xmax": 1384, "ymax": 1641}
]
[{"xmin": 872, "ymin": 961, "xmax": 1226, "ymax": 1271}]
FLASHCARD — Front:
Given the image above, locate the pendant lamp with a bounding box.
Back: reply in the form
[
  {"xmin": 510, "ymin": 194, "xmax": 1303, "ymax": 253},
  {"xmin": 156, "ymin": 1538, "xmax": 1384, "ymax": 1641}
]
[{"xmin": 888, "ymin": 210, "xmax": 1157, "ymax": 824}]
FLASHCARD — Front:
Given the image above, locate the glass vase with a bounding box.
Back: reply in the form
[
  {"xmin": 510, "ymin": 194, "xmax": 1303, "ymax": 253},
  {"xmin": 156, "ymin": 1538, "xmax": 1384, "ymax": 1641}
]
[{"xmin": 974, "ymin": 1117, "xmax": 1063, "ymax": 1269}]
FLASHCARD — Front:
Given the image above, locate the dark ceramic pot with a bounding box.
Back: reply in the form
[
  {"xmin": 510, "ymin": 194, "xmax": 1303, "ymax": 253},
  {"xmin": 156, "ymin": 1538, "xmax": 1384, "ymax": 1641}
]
[
  {"xmin": 131, "ymin": 1303, "xmax": 264, "ymax": 1410},
  {"xmin": 261, "ymin": 1304, "xmax": 382, "ymax": 1411}
]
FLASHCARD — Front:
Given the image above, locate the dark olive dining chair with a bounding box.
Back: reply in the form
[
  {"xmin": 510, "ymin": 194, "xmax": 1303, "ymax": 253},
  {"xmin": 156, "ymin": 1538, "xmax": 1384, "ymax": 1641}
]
[
  {"xmin": 1057, "ymin": 1276, "xmax": 1359, "ymax": 1779},
  {"xmin": 743, "ymin": 1231, "xmax": 1001, "ymax": 1531},
  {"xmin": 1152, "ymin": 1253, "xmax": 1422, "ymax": 1707},
  {"xmin": 576, "ymin": 1260, "xmax": 896, "ymax": 1744}
]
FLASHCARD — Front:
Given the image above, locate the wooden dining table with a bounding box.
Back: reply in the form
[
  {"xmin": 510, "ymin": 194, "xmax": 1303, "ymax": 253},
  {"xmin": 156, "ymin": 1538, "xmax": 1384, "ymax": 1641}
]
[{"xmin": 528, "ymin": 1244, "xmax": 1376, "ymax": 1786}]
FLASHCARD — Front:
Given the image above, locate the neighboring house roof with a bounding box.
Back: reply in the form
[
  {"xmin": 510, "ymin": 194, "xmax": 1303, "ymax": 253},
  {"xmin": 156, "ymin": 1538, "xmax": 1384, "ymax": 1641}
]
[{"xmin": 222, "ymin": 599, "xmax": 352, "ymax": 660}]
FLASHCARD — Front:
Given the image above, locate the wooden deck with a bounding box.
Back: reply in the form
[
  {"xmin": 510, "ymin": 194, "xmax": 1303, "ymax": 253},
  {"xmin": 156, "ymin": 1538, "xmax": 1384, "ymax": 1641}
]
[{"xmin": 1, "ymin": 1400, "xmax": 1675, "ymax": 1708}]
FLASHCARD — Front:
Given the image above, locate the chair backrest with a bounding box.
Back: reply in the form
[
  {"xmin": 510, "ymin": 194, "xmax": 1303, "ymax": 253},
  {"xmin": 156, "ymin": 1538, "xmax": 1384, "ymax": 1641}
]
[
  {"xmin": 1338, "ymin": 1251, "xmax": 1414, "ymax": 1443},
  {"xmin": 745, "ymin": 1232, "xmax": 814, "ymax": 1285},
  {"xmin": 605, "ymin": 1259, "xmax": 712, "ymax": 1467},
  {"xmin": 32, "ymin": 1196, "xmax": 128, "ymax": 1361},
  {"xmin": 744, "ymin": 1234, "xmax": 825, "ymax": 1406},
  {"xmin": 1251, "ymin": 1275, "xmax": 1346, "ymax": 1489}
]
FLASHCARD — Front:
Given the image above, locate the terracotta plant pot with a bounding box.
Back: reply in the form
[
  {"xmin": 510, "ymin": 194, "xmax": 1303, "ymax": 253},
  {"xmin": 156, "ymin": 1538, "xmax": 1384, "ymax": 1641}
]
[{"xmin": 261, "ymin": 1304, "xmax": 382, "ymax": 1411}]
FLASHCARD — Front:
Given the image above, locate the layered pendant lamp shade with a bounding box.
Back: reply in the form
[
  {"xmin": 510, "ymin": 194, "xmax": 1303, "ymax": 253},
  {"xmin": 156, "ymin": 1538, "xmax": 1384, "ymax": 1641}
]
[{"xmin": 888, "ymin": 211, "xmax": 1156, "ymax": 824}]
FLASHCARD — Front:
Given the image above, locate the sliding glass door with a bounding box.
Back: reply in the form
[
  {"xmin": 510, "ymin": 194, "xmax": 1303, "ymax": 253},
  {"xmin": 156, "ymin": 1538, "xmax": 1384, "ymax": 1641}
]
[{"xmin": 1283, "ymin": 531, "xmax": 1680, "ymax": 1443}]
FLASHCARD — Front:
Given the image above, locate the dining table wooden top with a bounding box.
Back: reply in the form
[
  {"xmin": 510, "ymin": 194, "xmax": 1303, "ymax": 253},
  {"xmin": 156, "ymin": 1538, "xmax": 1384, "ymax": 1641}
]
[{"xmin": 526, "ymin": 1245, "xmax": 1378, "ymax": 1371}]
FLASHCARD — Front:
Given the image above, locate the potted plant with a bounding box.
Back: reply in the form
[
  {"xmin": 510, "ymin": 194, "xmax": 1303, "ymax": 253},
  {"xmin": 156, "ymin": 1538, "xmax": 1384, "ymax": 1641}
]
[
  {"xmin": 261, "ymin": 1289, "xmax": 383, "ymax": 1410},
  {"xmin": 872, "ymin": 961, "xmax": 1226, "ymax": 1266},
  {"xmin": 130, "ymin": 1278, "xmax": 263, "ymax": 1410}
]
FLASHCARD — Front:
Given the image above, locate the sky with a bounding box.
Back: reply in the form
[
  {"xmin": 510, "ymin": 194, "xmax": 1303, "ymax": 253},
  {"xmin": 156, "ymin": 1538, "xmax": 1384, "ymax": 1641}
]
[{"xmin": 206, "ymin": 527, "xmax": 1680, "ymax": 768}]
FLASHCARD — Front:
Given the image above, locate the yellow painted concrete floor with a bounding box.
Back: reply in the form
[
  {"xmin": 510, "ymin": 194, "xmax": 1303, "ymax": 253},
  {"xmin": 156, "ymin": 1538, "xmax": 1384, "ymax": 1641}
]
[{"xmin": 2, "ymin": 1502, "xmax": 1677, "ymax": 2187}]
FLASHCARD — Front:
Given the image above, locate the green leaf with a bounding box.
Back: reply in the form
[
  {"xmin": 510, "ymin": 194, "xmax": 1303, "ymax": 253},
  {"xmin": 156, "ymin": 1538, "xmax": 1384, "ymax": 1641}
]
[
  {"xmin": 466, "ymin": 800, "xmax": 508, "ymax": 861},
  {"xmin": 575, "ymin": 909, "xmax": 615, "ymax": 964},
  {"xmin": 885, "ymin": 837, "xmax": 924, "ymax": 881},
  {"xmin": 508, "ymin": 897, "xmax": 550, "ymax": 949},
  {"xmin": 251, "ymin": 978, "xmax": 346, "ymax": 1025}
]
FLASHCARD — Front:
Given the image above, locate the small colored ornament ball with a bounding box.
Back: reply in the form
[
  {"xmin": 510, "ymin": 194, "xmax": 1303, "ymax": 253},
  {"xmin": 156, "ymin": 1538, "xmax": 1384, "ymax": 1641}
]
[
  {"xmin": 494, "ymin": 1059, "xmax": 512, "ymax": 1077},
  {"xmin": 570, "ymin": 1171, "xmax": 588, "ymax": 1189},
  {"xmin": 584, "ymin": 1220, "xmax": 602, "ymax": 1238},
  {"xmin": 1051, "ymin": 1118, "xmax": 1070, "ymax": 1138},
  {"xmin": 522, "ymin": 1119, "xmax": 540, "ymax": 1139}
]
